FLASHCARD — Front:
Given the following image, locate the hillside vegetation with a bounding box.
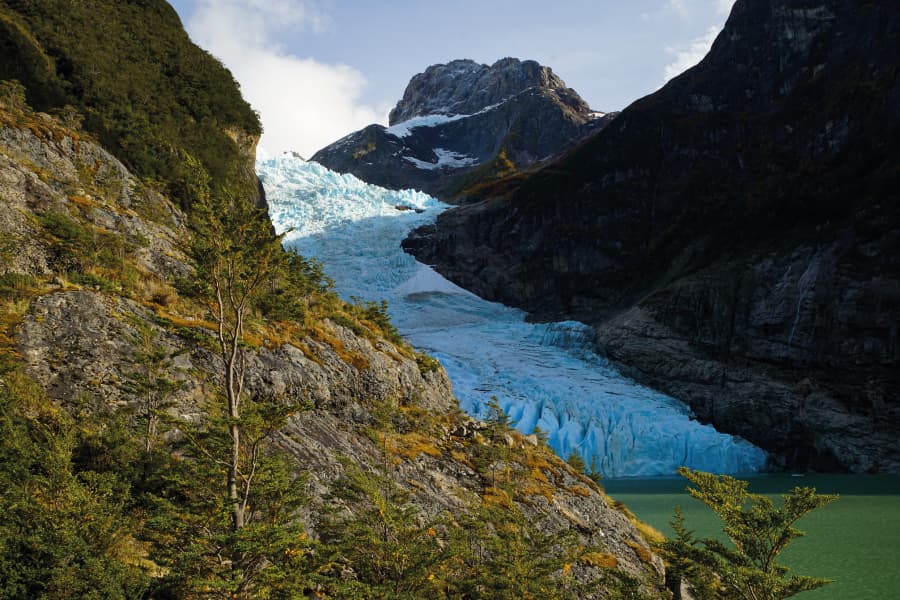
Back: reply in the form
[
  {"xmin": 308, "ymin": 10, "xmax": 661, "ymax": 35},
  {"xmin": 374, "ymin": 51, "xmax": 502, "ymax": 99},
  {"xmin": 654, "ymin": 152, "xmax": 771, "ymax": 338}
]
[
  {"xmin": 0, "ymin": 0, "xmax": 261, "ymax": 208},
  {"xmin": 0, "ymin": 2, "xmax": 669, "ymax": 598}
]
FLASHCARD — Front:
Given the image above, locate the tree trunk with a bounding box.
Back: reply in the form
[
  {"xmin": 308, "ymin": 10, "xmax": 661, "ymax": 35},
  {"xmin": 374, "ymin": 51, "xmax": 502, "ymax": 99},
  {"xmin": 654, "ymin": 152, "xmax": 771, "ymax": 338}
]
[
  {"xmin": 230, "ymin": 421, "xmax": 244, "ymax": 529},
  {"xmin": 226, "ymin": 352, "xmax": 244, "ymax": 531}
]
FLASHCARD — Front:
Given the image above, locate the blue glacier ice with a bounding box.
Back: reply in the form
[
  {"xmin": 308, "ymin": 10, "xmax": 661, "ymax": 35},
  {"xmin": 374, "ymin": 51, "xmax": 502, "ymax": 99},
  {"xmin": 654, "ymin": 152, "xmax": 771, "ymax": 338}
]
[{"xmin": 258, "ymin": 155, "xmax": 768, "ymax": 477}]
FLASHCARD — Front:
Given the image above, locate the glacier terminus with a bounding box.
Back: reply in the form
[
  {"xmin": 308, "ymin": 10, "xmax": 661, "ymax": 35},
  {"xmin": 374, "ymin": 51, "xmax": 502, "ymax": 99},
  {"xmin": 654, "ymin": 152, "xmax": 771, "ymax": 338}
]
[{"xmin": 258, "ymin": 155, "xmax": 767, "ymax": 478}]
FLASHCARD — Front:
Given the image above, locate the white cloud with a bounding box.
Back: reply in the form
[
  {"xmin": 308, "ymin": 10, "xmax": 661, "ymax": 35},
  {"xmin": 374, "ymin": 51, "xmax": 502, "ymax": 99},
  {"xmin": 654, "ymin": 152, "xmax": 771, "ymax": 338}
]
[
  {"xmin": 664, "ymin": 0, "xmax": 735, "ymax": 21},
  {"xmin": 715, "ymin": 0, "xmax": 736, "ymax": 15},
  {"xmin": 667, "ymin": 0, "xmax": 689, "ymax": 19},
  {"xmin": 187, "ymin": 0, "xmax": 385, "ymax": 158},
  {"xmin": 661, "ymin": 21, "xmax": 723, "ymax": 83}
]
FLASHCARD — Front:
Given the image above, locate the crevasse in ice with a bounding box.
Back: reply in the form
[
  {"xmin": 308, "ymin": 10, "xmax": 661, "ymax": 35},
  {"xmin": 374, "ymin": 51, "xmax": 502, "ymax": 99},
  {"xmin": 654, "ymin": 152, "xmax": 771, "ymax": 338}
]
[{"xmin": 258, "ymin": 155, "xmax": 768, "ymax": 477}]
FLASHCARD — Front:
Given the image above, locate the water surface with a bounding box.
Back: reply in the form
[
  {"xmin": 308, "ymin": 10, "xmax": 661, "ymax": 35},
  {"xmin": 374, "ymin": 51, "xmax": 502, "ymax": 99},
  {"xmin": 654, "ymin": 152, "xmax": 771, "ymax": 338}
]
[{"xmin": 604, "ymin": 475, "xmax": 900, "ymax": 599}]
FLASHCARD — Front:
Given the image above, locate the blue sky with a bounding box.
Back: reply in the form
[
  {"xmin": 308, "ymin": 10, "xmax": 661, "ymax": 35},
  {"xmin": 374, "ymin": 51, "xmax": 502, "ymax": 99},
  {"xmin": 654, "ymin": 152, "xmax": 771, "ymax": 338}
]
[{"xmin": 168, "ymin": 0, "xmax": 734, "ymax": 157}]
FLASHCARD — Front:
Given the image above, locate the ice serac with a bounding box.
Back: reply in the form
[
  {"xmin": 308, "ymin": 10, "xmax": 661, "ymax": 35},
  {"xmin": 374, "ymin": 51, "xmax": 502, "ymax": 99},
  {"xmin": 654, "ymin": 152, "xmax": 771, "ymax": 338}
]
[
  {"xmin": 402, "ymin": 0, "xmax": 900, "ymax": 472},
  {"xmin": 310, "ymin": 58, "xmax": 614, "ymax": 201},
  {"xmin": 258, "ymin": 155, "xmax": 767, "ymax": 478}
]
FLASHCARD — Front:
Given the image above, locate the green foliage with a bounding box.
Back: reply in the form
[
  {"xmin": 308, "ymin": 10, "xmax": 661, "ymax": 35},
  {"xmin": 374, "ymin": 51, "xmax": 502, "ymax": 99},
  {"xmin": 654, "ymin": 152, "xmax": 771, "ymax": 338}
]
[
  {"xmin": 161, "ymin": 179, "xmax": 320, "ymax": 596},
  {"xmin": 662, "ymin": 506, "xmax": 721, "ymax": 599},
  {"xmin": 0, "ymin": 371, "xmax": 150, "ymax": 598},
  {"xmin": 0, "ymin": 14, "xmax": 65, "ymax": 110},
  {"xmin": 445, "ymin": 503, "xmax": 601, "ymax": 600},
  {"xmin": 0, "ymin": 230, "xmax": 18, "ymax": 271},
  {"xmin": 0, "ymin": 272, "xmax": 39, "ymax": 301},
  {"xmin": 657, "ymin": 467, "xmax": 839, "ymax": 600},
  {"xmin": 565, "ymin": 452, "xmax": 603, "ymax": 485},
  {"xmin": 123, "ymin": 317, "xmax": 184, "ymax": 453},
  {"xmin": 0, "ymin": 0, "xmax": 261, "ymax": 209},
  {"xmin": 0, "ymin": 79, "xmax": 30, "ymax": 111},
  {"xmin": 358, "ymin": 299, "xmax": 402, "ymax": 344},
  {"xmin": 317, "ymin": 461, "xmax": 447, "ymax": 599},
  {"xmin": 485, "ymin": 396, "xmax": 512, "ymax": 433},
  {"xmin": 415, "ymin": 351, "xmax": 441, "ymax": 375},
  {"xmin": 189, "ymin": 184, "xmax": 284, "ymax": 317},
  {"xmin": 37, "ymin": 211, "xmax": 128, "ymax": 277},
  {"xmin": 566, "ymin": 451, "xmax": 587, "ymax": 474},
  {"xmin": 144, "ymin": 394, "xmax": 312, "ymax": 598},
  {"xmin": 255, "ymin": 248, "xmax": 333, "ymax": 323},
  {"xmin": 316, "ymin": 458, "xmax": 630, "ymax": 600}
]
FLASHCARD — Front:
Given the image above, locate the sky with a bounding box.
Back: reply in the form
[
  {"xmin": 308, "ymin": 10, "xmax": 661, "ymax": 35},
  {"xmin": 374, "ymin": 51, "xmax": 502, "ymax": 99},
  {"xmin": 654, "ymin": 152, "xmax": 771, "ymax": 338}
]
[{"xmin": 168, "ymin": 0, "xmax": 736, "ymax": 158}]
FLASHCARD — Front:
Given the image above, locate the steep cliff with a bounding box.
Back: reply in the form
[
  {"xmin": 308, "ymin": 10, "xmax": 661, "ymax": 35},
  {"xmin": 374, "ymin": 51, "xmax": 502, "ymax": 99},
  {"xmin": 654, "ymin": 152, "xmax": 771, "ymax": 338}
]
[
  {"xmin": 405, "ymin": 0, "xmax": 900, "ymax": 472},
  {"xmin": 0, "ymin": 85, "xmax": 665, "ymax": 599},
  {"xmin": 0, "ymin": 21, "xmax": 665, "ymax": 600},
  {"xmin": 312, "ymin": 58, "xmax": 614, "ymax": 200}
]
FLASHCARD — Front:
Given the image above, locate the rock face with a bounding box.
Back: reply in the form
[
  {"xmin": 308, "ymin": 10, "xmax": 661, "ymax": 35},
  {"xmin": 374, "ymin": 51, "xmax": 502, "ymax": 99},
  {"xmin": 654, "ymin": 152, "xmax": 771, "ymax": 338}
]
[
  {"xmin": 388, "ymin": 58, "xmax": 571, "ymax": 124},
  {"xmin": 0, "ymin": 82, "xmax": 665, "ymax": 594},
  {"xmin": 311, "ymin": 58, "xmax": 614, "ymax": 200},
  {"xmin": 0, "ymin": 110, "xmax": 188, "ymax": 281},
  {"xmin": 405, "ymin": 0, "xmax": 900, "ymax": 472},
  {"xmin": 17, "ymin": 289, "xmax": 662, "ymax": 585}
]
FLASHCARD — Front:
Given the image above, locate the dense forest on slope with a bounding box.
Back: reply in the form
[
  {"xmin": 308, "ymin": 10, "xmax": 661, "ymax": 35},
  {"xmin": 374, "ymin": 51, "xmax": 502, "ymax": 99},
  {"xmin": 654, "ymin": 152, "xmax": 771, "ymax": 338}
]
[{"xmin": 0, "ymin": 0, "xmax": 261, "ymax": 207}]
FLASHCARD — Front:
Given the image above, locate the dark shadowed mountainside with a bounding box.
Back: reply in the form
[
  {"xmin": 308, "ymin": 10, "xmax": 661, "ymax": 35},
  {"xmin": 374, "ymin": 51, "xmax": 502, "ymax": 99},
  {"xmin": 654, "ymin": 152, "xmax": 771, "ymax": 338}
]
[{"xmin": 405, "ymin": 0, "xmax": 900, "ymax": 473}]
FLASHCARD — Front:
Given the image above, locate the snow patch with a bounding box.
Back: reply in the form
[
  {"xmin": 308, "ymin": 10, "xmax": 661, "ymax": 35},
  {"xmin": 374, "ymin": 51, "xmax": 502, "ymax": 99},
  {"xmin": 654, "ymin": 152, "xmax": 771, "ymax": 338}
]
[
  {"xmin": 384, "ymin": 101, "xmax": 506, "ymax": 139},
  {"xmin": 385, "ymin": 113, "xmax": 468, "ymax": 138},
  {"xmin": 403, "ymin": 148, "xmax": 479, "ymax": 171}
]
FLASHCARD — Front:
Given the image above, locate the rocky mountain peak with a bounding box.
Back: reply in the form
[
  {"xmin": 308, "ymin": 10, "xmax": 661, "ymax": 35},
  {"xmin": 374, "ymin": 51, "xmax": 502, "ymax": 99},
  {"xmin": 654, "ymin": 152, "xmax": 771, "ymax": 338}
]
[
  {"xmin": 388, "ymin": 57, "xmax": 578, "ymax": 125},
  {"xmin": 314, "ymin": 56, "xmax": 611, "ymax": 200}
]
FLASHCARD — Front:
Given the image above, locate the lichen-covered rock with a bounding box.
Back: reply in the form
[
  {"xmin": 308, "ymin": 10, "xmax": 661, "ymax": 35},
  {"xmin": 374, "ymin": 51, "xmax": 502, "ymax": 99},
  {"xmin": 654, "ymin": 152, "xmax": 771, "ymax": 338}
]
[
  {"xmin": 17, "ymin": 289, "xmax": 663, "ymax": 589},
  {"xmin": 0, "ymin": 112, "xmax": 188, "ymax": 281}
]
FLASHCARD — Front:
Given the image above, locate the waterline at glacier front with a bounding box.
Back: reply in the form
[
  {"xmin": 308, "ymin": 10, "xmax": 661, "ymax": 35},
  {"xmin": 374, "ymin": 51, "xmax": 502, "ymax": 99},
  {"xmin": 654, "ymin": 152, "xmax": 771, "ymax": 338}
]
[{"xmin": 258, "ymin": 155, "xmax": 767, "ymax": 477}]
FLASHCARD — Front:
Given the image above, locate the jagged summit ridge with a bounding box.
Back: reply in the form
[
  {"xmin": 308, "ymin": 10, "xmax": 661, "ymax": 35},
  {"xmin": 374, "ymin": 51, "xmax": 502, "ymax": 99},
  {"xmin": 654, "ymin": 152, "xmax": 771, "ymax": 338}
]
[
  {"xmin": 388, "ymin": 57, "xmax": 576, "ymax": 124},
  {"xmin": 312, "ymin": 56, "xmax": 613, "ymax": 200}
]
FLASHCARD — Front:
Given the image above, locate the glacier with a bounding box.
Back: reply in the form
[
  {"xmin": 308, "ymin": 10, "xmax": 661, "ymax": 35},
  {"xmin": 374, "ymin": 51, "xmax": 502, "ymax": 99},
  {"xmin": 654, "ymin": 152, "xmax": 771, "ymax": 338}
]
[{"xmin": 258, "ymin": 155, "xmax": 768, "ymax": 477}]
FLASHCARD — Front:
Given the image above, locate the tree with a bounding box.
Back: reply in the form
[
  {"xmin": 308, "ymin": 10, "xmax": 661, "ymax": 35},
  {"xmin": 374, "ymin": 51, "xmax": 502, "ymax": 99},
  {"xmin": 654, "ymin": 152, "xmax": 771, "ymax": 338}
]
[
  {"xmin": 657, "ymin": 467, "xmax": 838, "ymax": 600},
  {"xmin": 188, "ymin": 159, "xmax": 285, "ymax": 533},
  {"xmin": 147, "ymin": 160, "xmax": 319, "ymax": 597},
  {"xmin": 566, "ymin": 451, "xmax": 587, "ymax": 474},
  {"xmin": 144, "ymin": 425, "xmax": 315, "ymax": 598},
  {"xmin": 124, "ymin": 317, "xmax": 182, "ymax": 454},
  {"xmin": 316, "ymin": 461, "xmax": 447, "ymax": 599}
]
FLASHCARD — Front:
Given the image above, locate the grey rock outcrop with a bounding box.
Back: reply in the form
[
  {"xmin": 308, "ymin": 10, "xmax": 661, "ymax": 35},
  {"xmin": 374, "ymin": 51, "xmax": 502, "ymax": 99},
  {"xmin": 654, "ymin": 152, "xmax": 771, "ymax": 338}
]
[
  {"xmin": 0, "ymin": 112, "xmax": 188, "ymax": 281},
  {"xmin": 388, "ymin": 58, "xmax": 571, "ymax": 124},
  {"xmin": 1, "ymin": 95, "xmax": 665, "ymax": 593},
  {"xmin": 404, "ymin": 0, "xmax": 900, "ymax": 472},
  {"xmin": 17, "ymin": 289, "xmax": 663, "ymax": 584},
  {"xmin": 312, "ymin": 58, "xmax": 614, "ymax": 200}
]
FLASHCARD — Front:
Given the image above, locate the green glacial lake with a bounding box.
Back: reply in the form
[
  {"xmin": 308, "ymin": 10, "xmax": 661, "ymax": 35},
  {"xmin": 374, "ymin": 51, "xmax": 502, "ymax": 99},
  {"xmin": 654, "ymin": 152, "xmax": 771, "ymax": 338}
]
[{"xmin": 604, "ymin": 474, "xmax": 900, "ymax": 599}]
